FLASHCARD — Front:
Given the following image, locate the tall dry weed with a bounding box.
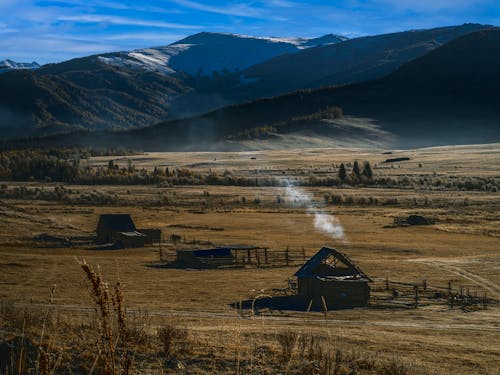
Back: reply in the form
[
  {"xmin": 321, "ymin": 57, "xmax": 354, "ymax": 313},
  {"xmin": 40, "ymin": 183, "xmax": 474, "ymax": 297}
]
[{"xmin": 78, "ymin": 259, "xmax": 131, "ymax": 375}]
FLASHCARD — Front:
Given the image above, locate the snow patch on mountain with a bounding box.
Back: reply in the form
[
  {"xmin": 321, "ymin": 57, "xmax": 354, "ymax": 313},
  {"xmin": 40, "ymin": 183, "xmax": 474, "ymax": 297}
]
[
  {"xmin": 0, "ymin": 59, "xmax": 40, "ymax": 73},
  {"xmin": 98, "ymin": 32, "xmax": 348, "ymax": 76},
  {"xmin": 98, "ymin": 44, "xmax": 191, "ymax": 74}
]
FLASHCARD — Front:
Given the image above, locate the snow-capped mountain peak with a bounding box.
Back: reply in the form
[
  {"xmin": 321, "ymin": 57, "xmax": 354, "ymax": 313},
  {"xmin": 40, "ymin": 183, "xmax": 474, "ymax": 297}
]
[{"xmin": 98, "ymin": 32, "xmax": 348, "ymax": 76}]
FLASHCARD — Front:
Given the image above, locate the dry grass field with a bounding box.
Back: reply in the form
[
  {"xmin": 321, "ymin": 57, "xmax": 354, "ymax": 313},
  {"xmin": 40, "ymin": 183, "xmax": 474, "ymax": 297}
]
[{"xmin": 0, "ymin": 144, "xmax": 499, "ymax": 374}]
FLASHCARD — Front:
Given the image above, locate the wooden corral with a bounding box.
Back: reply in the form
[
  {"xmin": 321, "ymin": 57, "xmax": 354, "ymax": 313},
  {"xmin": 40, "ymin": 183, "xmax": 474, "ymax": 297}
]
[
  {"xmin": 166, "ymin": 244, "xmax": 308, "ymax": 269},
  {"xmin": 369, "ymin": 277, "xmax": 495, "ymax": 311},
  {"xmin": 295, "ymin": 247, "xmax": 372, "ymax": 309}
]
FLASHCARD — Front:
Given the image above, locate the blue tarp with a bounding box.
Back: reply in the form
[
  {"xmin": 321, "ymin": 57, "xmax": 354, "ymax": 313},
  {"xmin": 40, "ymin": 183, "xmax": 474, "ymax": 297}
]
[{"xmin": 192, "ymin": 247, "xmax": 232, "ymax": 258}]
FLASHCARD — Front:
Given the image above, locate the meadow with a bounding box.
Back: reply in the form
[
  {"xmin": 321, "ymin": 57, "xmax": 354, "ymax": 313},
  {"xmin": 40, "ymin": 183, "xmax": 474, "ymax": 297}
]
[{"xmin": 0, "ymin": 144, "xmax": 499, "ymax": 374}]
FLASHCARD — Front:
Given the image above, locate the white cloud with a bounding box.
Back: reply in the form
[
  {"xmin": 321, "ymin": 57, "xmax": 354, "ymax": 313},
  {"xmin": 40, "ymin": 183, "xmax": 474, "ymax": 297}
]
[
  {"xmin": 266, "ymin": 0, "xmax": 298, "ymax": 8},
  {"xmin": 0, "ymin": 34, "xmax": 118, "ymax": 63},
  {"xmin": 57, "ymin": 15, "xmax": 201, "ymax": 29},
  {"xmin": 376, "ymin": 0, "xmax": 489, "ymax": 12},
  {"xmin": 168, "ymin": 0, "xmax": 264, "ymax": 18}
]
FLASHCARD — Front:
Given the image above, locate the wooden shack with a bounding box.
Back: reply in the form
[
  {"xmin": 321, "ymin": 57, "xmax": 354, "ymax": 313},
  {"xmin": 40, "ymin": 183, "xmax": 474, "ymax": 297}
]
[
  {"xmin": 138, "ymin": 228, "xmax": 162, "ymax": 244},
  {"xmin": 114, "ymin": 231, "xmax": 147, "ymax": 248},
  {"xmin": 96, "ymin": 214, "xmax": 137, "ymax": 244},
  {"xmin": 295, "ymin": 247, "xmax": 371, "ymax": 309}
]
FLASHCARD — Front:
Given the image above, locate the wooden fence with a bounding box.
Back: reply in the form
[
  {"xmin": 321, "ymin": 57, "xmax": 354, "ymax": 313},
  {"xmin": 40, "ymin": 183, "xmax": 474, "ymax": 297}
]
[
  {"xmin": 370, "ymin": 277, "xmax": 495, "ymax": 311},
  {"xmin": 159, "ymin": 245, "xmax": 308, "ymax": 268}
]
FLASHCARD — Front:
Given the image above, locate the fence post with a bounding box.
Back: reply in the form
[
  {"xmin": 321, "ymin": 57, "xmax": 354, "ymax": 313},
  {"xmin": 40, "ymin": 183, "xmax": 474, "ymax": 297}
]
[
  {"xmin": 414, "ymin": 285, "xmax": 419, "ymax": 308},
  {"xmin": 285, "ymin": 247, "xmax": 289, "ymax": 266},
  {"xmin": 264, "ymin": 248, "xmax": 268, "ymax": 264},
  {"xmin": 422, "ymin": 279, "xmax": 427, "ymax": 292},
  {"xmin": 256, "ymin": 250, "xmax": 260, "ymax": 268},
  {"xmin": 385, "ymin": 276, "xmax": 389, "ymax": 291},
  {"xmin": 247, "ymin": 249, "xmax": 251, "ymax": 265}
]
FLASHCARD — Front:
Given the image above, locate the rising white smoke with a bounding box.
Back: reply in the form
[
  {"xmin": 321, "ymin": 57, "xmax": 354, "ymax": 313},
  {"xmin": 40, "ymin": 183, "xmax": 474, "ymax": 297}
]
[
  {"xmin": 284, "ymin": 182, "xmax": 345, "ymax": 241},
  {"xmin": 313, "ymin": 212, "xmax": 345, "ymax": 239}
]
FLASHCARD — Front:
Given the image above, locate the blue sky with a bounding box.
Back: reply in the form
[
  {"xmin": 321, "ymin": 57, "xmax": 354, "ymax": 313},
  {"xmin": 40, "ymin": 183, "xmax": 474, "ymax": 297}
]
[{"xmin": 1, "ymin": 0, "xmax": 499, "ymax": 64}]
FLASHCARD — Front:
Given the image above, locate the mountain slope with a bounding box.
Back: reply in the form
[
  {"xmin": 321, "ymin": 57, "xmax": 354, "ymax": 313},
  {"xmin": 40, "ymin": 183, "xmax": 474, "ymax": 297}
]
[
  {"xmin": 98, "ymin": 32, "xmax": 348, "ymax": 76},
  {"xmin": 0, "ymin": 32, "xmax": 348, "ymax": 138},
  {"xmin": 19, "ymin": 29, "xmax": 500, "ymax": 150},
  {"xmin": 237, "ymin": 23, "xmax": 493, "ymax": 99},
  {"xmin": 0, "ymin": 25, "xmax": 494, "ymax": 140},
  {"xmin": 0, "ymin": 57, "xmax": 190, "ymax": 138}
]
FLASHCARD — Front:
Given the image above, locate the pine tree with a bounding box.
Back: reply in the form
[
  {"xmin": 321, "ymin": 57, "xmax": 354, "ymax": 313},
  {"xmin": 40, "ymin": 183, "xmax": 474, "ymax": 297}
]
[
  {"xmin": 362, "ymin": 161, "xmax": 373, "ymax": 179},
  {"xmin": 338, "ymin": 163, "xmax": 347, "ymax": 182},
  {"xmin": 352, "ymin": 161, "xmax": 361, "ymax": 181}
]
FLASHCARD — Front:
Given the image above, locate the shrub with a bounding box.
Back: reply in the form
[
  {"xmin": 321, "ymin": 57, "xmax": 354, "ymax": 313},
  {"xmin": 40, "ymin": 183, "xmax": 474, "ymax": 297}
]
[
  {"xmin": 158, "ymin": 324, "xmax": 189, "ymax": 358},
  {"xmin": 276, "ymin": 330, "xmax": 298, "ymax": 364}
]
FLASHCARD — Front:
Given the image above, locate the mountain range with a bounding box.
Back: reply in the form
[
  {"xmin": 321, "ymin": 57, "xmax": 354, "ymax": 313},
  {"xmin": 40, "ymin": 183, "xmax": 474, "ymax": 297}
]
[{"xmin": 1, "ymin": 24, "xmax": 499, "ymax": 149}]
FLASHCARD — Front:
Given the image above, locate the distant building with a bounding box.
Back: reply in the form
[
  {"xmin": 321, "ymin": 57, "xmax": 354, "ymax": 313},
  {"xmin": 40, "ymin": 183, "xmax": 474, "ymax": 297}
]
[
  {"xmin": 96, "ymin": 214, "xmax": 138, "ymax": 244},
  {"xmin": 114, "ymin": 231, "xmax": 147, "ymax": 248},
  {"xmin": 176, "ymin": 247, "xmax": 234, "ymax": 268},
  {"xmin": 96, "ymin": 214, "xmax": 162, "ymax": 248},
  {"xmin": 138, "ymin": 228, "xmax": 162, "ymax": 244},
  {"xmin": 175, "ymin": 245, "xmax": 264, "ymax": 268},
  {"xmin": 295, "ymin": 247, "xmax": 371, "ymax": 309}
]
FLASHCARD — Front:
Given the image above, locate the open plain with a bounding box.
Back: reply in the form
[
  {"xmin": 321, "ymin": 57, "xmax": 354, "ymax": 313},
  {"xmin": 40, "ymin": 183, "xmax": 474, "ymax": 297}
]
[{"xmin": 0, "ymin": 144, "xmax": 499, "ymax": 374}]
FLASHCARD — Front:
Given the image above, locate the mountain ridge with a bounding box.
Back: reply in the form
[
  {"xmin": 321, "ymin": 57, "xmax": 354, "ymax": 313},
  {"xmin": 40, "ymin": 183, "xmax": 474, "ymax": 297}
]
[
  {"xmin": 0, "ymin": 24, "xmax": 496, "ymax": 141},
  {"xmin": 13, "ymin": 28, "xmax": 499, "ymax": 151}
]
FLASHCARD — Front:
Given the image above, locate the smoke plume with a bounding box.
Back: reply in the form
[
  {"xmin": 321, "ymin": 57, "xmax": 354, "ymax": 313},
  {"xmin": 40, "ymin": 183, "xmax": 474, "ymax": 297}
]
[{"xmin": 285, "ymin": 182, "xmax": 345, "ymax": 241}]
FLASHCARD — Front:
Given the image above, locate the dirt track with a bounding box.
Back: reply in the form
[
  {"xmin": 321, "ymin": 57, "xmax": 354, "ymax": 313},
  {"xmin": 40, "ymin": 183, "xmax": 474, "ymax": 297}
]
[{"xmin": 414, "ymin": 259, "xmax": 500, "ymax": 298}]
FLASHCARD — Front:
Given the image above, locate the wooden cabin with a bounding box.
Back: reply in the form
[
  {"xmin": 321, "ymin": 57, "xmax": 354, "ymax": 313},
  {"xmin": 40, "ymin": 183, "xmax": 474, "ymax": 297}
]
[
  {"xmin": 295, "ymin": 247, "xmax": 371, "ymax": 309},
  {"xmin": 114, "ymin": 231, "xmax": 147, "ymax": 248},
  {"xmin": 96, "ymin": 214, "xmax": 137, "ymax": 244},
  {"xmin": 138, "ymin": 228, "xmax": 162, "ymax": 244}
]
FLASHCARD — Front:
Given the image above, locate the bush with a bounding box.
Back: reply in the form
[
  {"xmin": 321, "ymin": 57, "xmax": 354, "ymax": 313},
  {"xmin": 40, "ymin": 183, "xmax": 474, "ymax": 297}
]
[
  {"xmin": 158, "ymin": 324, "xmax": 189, "ymax": 358},
  {"xmin": 276, "ymin": 330, "xmax": 298, "ymax": 364}
]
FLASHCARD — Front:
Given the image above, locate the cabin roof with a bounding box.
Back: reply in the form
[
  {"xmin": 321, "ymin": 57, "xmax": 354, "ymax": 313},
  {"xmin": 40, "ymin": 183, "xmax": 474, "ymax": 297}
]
[
  {"xmin": 294, "ymin": 247, "xmax": 372, "ymax": 281},
  {"xmin": 98, "ymin": 214, "xmax": 136, "ymax": 232},
  {"xmin": 117, "ymin": 231, "xmax": 146, "ymax": 238},
  {"xmin": 177, "ymin": 247, "xmax": 232, "ymax": 258}
]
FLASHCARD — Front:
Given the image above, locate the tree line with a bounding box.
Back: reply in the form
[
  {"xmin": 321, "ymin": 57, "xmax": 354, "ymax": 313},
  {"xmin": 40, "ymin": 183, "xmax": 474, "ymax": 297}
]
[{"xmin": 0, "ymin": 148, "xmax": 497, "ymax": 192}]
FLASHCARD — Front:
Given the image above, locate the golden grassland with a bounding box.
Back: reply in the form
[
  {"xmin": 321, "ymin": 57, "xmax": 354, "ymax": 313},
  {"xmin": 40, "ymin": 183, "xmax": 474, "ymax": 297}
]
[{"xmin": 0, "ymin": 144, "xmax": 499, "ymax": 374}]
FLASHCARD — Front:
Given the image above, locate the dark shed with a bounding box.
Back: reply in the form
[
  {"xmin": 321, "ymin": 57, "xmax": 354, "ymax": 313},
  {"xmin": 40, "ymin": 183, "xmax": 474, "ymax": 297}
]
[
  {"xmin": 96, "ymin": 214, "xmax": 136, "ymax": 243},
  {"xmin": 138, "ymin": 228, "xmax": 162, "ymax": 244},
  {"xmin": 295, "ymin": 247, "xmax": 371, "ymax": 309},
  {"xmin": 176, "ymin": 247, "xmax": 233, "ymax": 268}
]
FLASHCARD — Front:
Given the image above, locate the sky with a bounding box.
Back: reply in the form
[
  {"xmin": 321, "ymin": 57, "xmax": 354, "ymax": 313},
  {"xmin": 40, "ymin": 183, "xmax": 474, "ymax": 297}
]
[{"xmin": 1, "ymin": 0, "xmax": 499, "ymax": 64}]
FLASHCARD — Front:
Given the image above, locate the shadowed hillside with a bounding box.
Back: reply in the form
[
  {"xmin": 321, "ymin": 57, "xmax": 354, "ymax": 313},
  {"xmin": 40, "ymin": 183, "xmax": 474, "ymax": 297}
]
[
  {"xmin": 3, "ymin": 29, "xmax": 500, "ymax": 150},
  {"xmin": 0, "ymin": 24, "xmax": 493, "ymax": 140},
  {"xmin": 0, "ymin": 57, "xmax": 190, "ymax": 138},
  {"xmin": 237, "ymin": 23, "xmax": 492, "ymax": 99}
]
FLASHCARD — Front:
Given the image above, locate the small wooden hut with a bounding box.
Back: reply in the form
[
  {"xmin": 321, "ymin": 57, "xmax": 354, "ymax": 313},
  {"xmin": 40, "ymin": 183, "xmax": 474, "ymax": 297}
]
[
  {"xmin": 138, "ymin": 228, "xmax": 162, "ymax": 244},
  {"xmin": 295, "ymin": 247, "xmax": 371, "ymax": 309},
  {"xmin": 96, "ymin": 214, "xmax": 137, "ymax": 244},
  {"xmin": 114, "ymin": 231, "xmax": 147, "ymax": 248}
]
